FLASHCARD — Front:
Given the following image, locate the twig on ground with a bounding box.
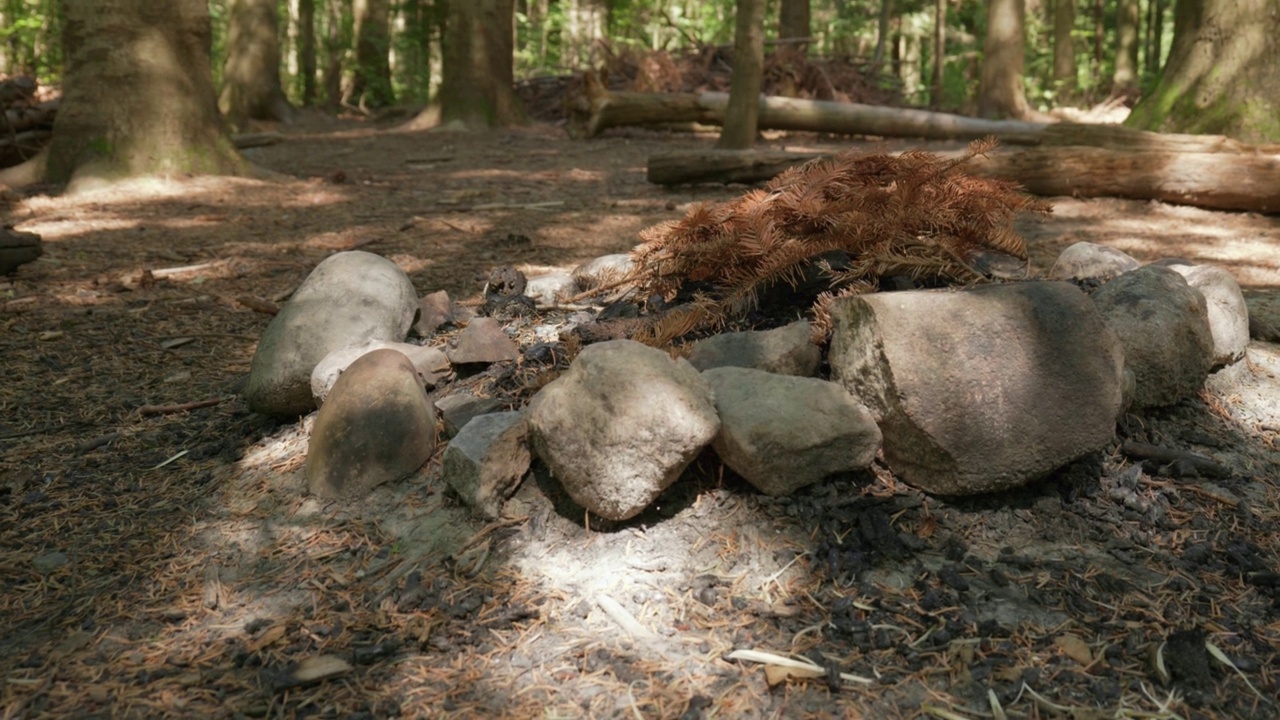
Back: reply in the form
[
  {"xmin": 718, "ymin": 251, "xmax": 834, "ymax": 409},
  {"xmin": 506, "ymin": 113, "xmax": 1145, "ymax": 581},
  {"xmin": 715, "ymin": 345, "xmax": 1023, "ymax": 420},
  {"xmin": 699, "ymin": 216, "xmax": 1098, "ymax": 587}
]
[{"xmin": 137, "ymin": 398, "xmax": 224, "ymax": 416}]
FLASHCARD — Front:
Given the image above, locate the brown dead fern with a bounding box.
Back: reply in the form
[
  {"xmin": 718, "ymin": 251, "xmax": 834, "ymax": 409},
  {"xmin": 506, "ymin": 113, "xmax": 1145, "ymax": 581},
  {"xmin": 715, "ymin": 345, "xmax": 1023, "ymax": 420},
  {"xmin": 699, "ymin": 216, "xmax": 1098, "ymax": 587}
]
[{"xmin": 623, "ymin": 138, "xmax": 1051, "ymax": 347}]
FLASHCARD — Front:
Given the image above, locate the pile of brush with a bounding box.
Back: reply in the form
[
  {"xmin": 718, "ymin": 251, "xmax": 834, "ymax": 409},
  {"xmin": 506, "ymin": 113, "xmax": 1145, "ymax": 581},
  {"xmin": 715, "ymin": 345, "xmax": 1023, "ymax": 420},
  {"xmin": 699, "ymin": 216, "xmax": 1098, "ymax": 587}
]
[{"xmin": 610, "ymin": 139, "xmax": 1052, "ymax": 346}]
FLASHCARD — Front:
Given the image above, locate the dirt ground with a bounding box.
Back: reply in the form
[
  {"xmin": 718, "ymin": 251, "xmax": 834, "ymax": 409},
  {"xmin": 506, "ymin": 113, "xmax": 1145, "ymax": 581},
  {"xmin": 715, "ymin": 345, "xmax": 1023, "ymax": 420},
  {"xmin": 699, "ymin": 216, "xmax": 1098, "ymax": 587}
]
[{"xmin": 3, "ymin": 113, "xmax": 1280, "ymax": 720}]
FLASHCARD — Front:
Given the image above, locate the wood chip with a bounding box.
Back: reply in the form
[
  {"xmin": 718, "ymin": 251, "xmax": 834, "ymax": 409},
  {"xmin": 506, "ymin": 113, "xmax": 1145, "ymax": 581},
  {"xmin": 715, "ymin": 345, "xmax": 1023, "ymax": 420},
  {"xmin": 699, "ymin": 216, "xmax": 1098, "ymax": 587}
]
[{"xmin": 273, "ymin": 655, "xmax": 352, "ymax": 691}]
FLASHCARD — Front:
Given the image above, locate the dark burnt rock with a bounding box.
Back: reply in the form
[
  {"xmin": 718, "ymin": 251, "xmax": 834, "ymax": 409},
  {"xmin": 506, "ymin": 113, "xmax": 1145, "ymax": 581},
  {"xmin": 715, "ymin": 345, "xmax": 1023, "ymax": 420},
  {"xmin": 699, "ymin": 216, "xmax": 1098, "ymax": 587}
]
[
  {"xmin": 814, "ymin": 501, "xmax": 914, "ymax": 585},
  {"xmin": 1163, "ymin": 628, "xmax": 1213, "ymax": 696},
  {"xmin": 485, "ymin": 293, "xmax": 537, "ymax": 321},
  {"xmin": 485, "ymin": 265, "xmax": 527, "ymax": 297}
]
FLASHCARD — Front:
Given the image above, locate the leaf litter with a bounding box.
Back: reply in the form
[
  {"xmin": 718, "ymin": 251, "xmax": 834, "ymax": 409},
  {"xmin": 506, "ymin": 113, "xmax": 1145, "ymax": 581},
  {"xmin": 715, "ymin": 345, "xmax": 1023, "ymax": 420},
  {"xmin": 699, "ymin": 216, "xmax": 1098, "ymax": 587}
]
[{"xmin": 2, "ymin": 114, "xmax": 1280, "ymax": 719}]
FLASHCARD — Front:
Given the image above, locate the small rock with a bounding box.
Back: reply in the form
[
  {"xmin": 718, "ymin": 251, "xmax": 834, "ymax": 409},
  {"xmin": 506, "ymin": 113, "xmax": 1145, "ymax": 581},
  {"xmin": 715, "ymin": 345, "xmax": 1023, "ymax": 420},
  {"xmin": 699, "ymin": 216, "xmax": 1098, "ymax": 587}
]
[
  {"xmin": 415, "ymin": 290, "xmax": 455, "ymax": 337},
  {"xmin": 687, "ymin": 320, "xmax": 821, "ymax": 377},
  {"xmin": 527, "ymin": 339, "xmax": 719, "ymax": 521},
  {"xmin": 33, "ymin": 551, "xmax": 68, "ymax": 573},
  {"xmin": 484, "ymin": 266, "xmax": 527, "ymax": 297},
  {"xmin": 1091, "ymin": 265, "xmax": 1214, "ymax": 409},
  {"xmin": 311, "ymin": 341, "xmax": 451, "ymax": 404},
  {"xmin": 446, "ymin": 317, "xmax": 519, "ymax": 364},
  {"xmin": 305, "ymin": 349, "xmax": 437, "ymax": 500},
  {"xmin": 525, "ymin": 271, "xmax": 579, "ymax": 306},
  {"xmin": 435, "ymin": 392, "xmax": 505, "ymax": 437},
  {"xmin": 704, "ymin": 367, "xmax": 881, "ymax": 496},
  {"xmin": 1162, "ymin": 263, "xmax": 1249, "ymax": 369},
  {"xmin": 442, "ymin": 412, "xmax": 532, "ymax": 519},
  {"xmin": 1047, "ymin": 242, "xmax": 1140, "ymax": 281},
  {"xmin": 572, "ymin": 253, "xmax": 635, "ymax": 292}
]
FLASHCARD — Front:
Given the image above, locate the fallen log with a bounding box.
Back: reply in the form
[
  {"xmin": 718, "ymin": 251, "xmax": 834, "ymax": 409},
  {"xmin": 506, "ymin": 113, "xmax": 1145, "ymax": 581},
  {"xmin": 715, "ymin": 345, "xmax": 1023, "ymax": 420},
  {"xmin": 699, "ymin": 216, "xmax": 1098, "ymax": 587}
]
[
  {"xmin": 565, "ymin": 72, "xmax": 1049, "ymax": 144},
  {"xmin": 4, "ymin": 100, "xmax": 58, "ymax": 133},
  {"xmin": 647, "ymin": 124, "xmax": 1280, "ymax": 214}
]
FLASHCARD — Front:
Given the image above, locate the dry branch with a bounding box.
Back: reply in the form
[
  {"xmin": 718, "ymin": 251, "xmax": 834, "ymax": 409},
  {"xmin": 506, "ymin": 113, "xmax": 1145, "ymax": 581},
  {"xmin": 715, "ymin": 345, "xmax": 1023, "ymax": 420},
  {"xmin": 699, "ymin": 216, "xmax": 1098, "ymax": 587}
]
[
  {"xmin": 647, "ymin": 124, "xmax": 1280, "ymax": 213},
  {"xmin": 137, "ymin": 398, "xmax": 224, "ymax": 416}
]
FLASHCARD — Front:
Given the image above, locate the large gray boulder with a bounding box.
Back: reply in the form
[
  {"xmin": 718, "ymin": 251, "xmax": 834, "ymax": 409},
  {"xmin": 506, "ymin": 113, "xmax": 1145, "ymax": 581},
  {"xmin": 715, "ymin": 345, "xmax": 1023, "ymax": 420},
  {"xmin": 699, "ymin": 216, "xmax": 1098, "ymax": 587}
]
[
  {"xmin": 305, "ymin": 349, "xmax": 437, "ymax": 500},
  {"xmin": 245, "ymin": 251, "xmax": 418, "ymax": 417},
  {"xmin": 829, "ymin": 282, "xmax": 1124, "ymax": 496},
  {"xmin": 442, "ymin": 412, "xmax": 532, "ymax": 519},
  {"xmin": 687, "ymin": 320, "xmax": 821, "ymax": 377},
  {"xmin": 1091, "ymin": 265, "xmax": 1214, "ymax": 409},
  {"xmin": 527, "ymin": 340, "xmax": 719, "ymax": 521},
  {"xmin": 703, "ymin": 367, "xmax": 881, "ymax": 496}
]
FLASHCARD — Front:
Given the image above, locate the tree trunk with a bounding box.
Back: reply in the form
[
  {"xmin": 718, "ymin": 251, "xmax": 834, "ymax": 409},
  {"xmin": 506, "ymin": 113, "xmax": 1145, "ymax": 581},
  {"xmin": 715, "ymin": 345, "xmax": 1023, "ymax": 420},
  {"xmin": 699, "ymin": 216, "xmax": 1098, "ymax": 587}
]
[
  {"xmin": 873, "ymin": 0, "xmax": 893, "ymax": 67},
  {"xmin": 564, "ymin": 0, "xmax": 608, "ymax": 68},
  {"xmin": 395, "ymin": 0, "xmax": 430, "ymax": 104},
  {"xmin": 352, "ymin": 0, "xmax": 395, "ymax": 108},
  {"xmin": 1112, "ymin": 0, "xmax": 1140, "ymax": 95},
  {"xmin": 438, "ymin": 0, "xmax": 522, "ymax": 128},
  {"xmin": 1092, "ymin": 0, "xmax": 1104, "ymax": 83},
  {"xmin": 1127, "ymin": 0, "xmax": 1280, "ymax": 144},
  {"xmin": 298, "ymin": 0, "xmax": 317, "ymax": 105},
  {"xmin": 978, "ymin": 0, "xmax": 1030, "ymax": 119},
  {"xmin": 717, "ymin": 0, "xmax": 766, "ymax": 150},
  {"xmin": 22, "ymin": 0, "xmax": 247, "ymax": 191},
  {"xmin": 646, "ymin": 126, "xmax": 1280, "ymax": 214},
  {"xmin": 1144, "ymin": 0, "xmax": 1163, "ymax": 76},
  {"xmin": 779, "ymin": 0, "xmax": 811, "ymax": 47},
  {"xmin": 323, "ymin": 0, "xmax": 347, "ymax": 107},
  {"xmin": 1052, "ymin": 0, "xmax": 1075, "ymax": 100},
  {"xmin": 565, "ymin": 77, "xmax": 1048, "ymax": 144},
  {"xmin": 931, "ymin": 0, "xmax": 946, "ymax": 108},
  {"xmin": 219, "ymin": 0, "xmax": 295, "ymax": 131}
]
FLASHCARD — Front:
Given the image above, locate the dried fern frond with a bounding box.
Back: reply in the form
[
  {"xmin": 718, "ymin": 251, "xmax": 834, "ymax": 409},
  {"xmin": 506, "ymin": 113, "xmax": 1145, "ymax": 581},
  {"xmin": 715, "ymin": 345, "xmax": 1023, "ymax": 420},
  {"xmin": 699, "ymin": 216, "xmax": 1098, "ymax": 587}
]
[{"xmin": 616, "ymin": 141, "xmax": 1050, "ymax": 348}]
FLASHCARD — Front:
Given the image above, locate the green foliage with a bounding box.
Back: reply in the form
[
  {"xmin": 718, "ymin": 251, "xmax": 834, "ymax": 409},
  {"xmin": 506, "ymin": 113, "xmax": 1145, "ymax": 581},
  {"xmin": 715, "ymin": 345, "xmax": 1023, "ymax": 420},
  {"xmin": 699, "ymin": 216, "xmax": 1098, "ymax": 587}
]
[
  {"xmin": 0, "ymin": 0, "xmax": 61, "ymax": 83},
  {"xmin": 0, "ymin": 0, "xmax": 1207, "ymax": 124}
]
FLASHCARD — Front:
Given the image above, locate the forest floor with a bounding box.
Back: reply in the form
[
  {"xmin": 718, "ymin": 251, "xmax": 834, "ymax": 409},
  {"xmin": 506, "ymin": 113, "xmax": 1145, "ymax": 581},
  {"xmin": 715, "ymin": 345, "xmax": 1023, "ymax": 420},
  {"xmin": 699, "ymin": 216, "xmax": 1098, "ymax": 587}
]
[{"xmin": 3, "ymin": 113, "xmax": 1280, "ymax": 720}]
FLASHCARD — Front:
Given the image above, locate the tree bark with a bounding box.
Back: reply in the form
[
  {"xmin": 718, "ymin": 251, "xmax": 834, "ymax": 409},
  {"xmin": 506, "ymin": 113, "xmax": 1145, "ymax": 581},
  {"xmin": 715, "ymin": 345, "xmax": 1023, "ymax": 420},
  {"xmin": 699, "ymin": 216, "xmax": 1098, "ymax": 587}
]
[
  {"xmin": 396, "ymin": 0, "xmax": 430, "ymax": 104},
  {"xmin": 873, "ymin": 0, "xmax": 894, "ymax": 68},
  {"xmin": 717, "ymin": 0, "xmax": 766, "ymax": 150},
  {"xmin": 219, "ymin": 0, "xmax": 295, "ymax": 131},
  {"xmin": 1126, "ymin": 0, "xmax": 1280, "ymax": 144},
  {"xmin": 437, "ymin": 0, "xmax": 522, "ymax": 128},
  {"xmin": 978, "ymin": 0, "xmax": 1030, "ymax": 119},
  {"xmin": 297, "ymin": 0, "xmax": 317, "ymax": 105},
  {"xmin": 1052, "ymin": 0, "xmax": 1075, "ymax": 100},
  {"xmin": 931, "ymin": 0, "xmax": 946, "ymax": 108},
  {"xmin": 646, "ymin": 125, "xmax": 1280, "ymax": 214},
  {"xmin": 352, "ymin": 0, "xmax": 395, "ymax": 108},
  {"xmin": 1144, "ymin": 0, "xmax": 1163, "ymax": 76},
  {"xmin": 10, "ymin": 0, "xmax": 247, "ymax": 192},
  {"xmin": 779, "ymin": 0, "xmax": 811, "ymax": 47},
  {"xmin": 1112, "ymin": 0, "xmax": 1140, "ymax": 95},
  {"xmin": 323, "ymin": 0, "xmax": 347, "ymax": 107},
  {"xmin": 1092, "ymin": 0, "xmax": 1104, "ymax": 82},
  {"xmin": 564, "ymin": 0, "xmax": 608, "ymax": 67},
  {"xmin": 565, "ymin": 77, "xmax": 1048, "ymax": 143}
]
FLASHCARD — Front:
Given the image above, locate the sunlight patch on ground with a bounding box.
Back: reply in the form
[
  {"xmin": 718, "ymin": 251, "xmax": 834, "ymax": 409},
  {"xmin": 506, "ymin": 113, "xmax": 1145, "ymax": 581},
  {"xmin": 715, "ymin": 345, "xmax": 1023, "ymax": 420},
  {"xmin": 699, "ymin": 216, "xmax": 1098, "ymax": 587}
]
[
  {"xmin": 388, "ymin": 253, "xmax": 434, "ymax": 274},
  {"xmin": 15, "ymin": 176, "xmax": 354, "ymax": 222},
  {"xmin": 450, "ymin": 167, "xmax": 606, "ymax": 183},
  {"xmin": 18, "ymin": 216, "xmax": 140, "ymax": 240}
]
